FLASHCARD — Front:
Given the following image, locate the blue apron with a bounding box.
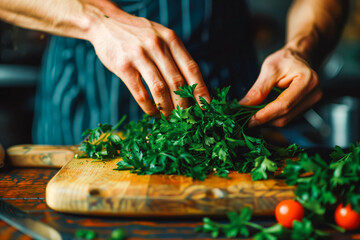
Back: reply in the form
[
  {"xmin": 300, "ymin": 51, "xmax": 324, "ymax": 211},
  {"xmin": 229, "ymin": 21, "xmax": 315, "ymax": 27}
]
[{"xmin": 33, "ymin": 0, "xmax": 258, "ymax": 145}]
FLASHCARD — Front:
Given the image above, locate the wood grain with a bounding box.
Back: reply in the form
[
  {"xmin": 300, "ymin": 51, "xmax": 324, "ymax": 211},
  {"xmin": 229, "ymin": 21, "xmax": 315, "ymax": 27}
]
[
  {"xmin": 46, "ymin": 158, "xmax": 295, "ymax": 217},
  {"xmin": 6, "ymin": 145, "xmax": 78, "ymax": 168}
]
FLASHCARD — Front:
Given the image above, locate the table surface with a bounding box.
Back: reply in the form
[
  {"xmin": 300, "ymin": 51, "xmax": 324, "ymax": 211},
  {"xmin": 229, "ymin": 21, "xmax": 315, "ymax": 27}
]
[{"xmin": 0, "ymin": 167, "xmax": 359, "ymax": 240}]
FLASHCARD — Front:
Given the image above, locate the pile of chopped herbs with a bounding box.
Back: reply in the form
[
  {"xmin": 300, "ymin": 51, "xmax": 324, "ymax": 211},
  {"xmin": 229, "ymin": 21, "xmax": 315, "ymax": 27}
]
[{"xmin": 78, "ymin": 84, "xmax": 301, "ymax": 180}]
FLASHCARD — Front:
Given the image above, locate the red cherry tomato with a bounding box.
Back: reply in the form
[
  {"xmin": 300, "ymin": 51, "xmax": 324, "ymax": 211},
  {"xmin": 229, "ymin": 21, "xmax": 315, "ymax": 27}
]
[
  {"xmin": 275, "ymin": 200, "xmax": 304, "ymax": 228},
  {"xmin": 334, "ymin": 204, "xmax": 360, "ymax": 230}
]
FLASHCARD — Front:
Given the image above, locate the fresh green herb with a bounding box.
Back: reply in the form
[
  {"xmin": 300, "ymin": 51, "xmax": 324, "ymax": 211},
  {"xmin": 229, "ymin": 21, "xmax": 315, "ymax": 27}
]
[
  {"xmin": 76, "ymin": 85, "xmax": 360, "ymax": 239},
  {"xmin": 282, "ymin": 143, "xmax": 360, "ymax": 215},
  {"xmin": 195, "ymin": 207, "xmax": 257, "ymax": 238},
  {"xmin": 75, "ymin": 228, "xmax": 126, "ymax": 240},
  {"xmin": 113, "ymin": 84, "xmax": 301, "ymax": 180},
  {"xmin": 78, "ymin": 116, "xmax": 126, "ymax": 160},
  {"xmin": 109, "ymin": 228, "xmax": 126, "ymax": 240},
  {"xmin": 75, "ymin": 229, "xmax": 97, "ymax": 240},
  {"xmin": 198, "ymin": 143, "xmax": 360, "ymax": 239},
  {"xmin": 78, "ymin": 84, "xmax": 301, "ymax": 180},
  {"xmin": 196, "ymin": 207, "xmax": 328, "ymax": 239},
  {"xmin": 104, "ymin": 15, "xmax": 109, "ymax": 18}
]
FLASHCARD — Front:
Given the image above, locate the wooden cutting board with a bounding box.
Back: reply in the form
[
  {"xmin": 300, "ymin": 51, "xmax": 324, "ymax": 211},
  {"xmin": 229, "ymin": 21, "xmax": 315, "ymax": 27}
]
[
  {"xmin": 7, "ymin": 145, "xmax": 295, "ymax": 217},
  {"xmin": 7, "ymin": 144, "xmax": 79, "ymax": 167}
]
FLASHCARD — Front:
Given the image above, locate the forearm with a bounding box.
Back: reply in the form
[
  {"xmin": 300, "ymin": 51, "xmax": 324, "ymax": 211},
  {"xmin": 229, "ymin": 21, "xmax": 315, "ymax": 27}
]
[
  {"xmin": 285, "ymin": 0, "xmax": 349, "ymax": 68},
  {"xmin": 0, "ymin": 0, "xmax": 119, "ymax": 41},
  {"xmin": 0, "ymin": 0, "xmax": 210, "ymax": 116}
]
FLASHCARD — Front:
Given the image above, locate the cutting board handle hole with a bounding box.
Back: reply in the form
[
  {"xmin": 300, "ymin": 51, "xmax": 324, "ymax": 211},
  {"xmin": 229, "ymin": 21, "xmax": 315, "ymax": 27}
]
[{"xmin": 89, "ymin": 189, "xmax": 101, "ymax": 196}]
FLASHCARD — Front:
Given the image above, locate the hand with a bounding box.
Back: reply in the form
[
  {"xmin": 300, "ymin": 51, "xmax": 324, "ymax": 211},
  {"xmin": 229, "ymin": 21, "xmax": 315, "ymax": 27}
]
[
  {"xmin": 239, "ymin": 47, "xmax": 322, "ymax": 127},
  {"xmin": 88, "ymin": 9, "xmax": 210, "ymax": 117}
]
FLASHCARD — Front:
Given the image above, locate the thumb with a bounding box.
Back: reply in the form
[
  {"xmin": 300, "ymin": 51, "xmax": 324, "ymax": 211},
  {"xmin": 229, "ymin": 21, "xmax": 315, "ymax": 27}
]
[{"xmin": 239, "ymin": 70, "xmax": 276, "ymax": 106}]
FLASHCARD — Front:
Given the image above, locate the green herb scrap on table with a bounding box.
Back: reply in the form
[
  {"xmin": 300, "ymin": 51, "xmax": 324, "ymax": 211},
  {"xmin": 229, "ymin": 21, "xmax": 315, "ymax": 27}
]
[{"xmin": 76, "ymin": 84, "xmax": 360, "ymax": 239}]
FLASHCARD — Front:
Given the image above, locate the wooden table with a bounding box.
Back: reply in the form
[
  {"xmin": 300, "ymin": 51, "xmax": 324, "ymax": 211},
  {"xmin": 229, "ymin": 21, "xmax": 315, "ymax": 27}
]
[{"xmin": 0, "ymin": 167, "xmax": 359, "ymax": 240}]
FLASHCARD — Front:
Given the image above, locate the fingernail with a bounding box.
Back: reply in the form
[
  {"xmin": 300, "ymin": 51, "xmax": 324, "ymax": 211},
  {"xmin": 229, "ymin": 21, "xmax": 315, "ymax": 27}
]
[{"xmin": 239, "ymin": 97, "xmax": 250, "ymax": 105}]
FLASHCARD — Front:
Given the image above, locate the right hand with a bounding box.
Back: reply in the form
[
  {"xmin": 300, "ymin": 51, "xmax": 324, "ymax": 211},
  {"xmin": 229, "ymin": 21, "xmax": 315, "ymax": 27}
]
[{"xmin": 88, "ymin": 8, "xmax": 210, "ymax": 116}]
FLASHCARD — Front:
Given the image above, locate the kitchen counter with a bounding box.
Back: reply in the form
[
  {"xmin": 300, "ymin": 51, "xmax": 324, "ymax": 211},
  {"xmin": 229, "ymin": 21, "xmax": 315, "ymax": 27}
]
[{"xmin": 0, "ymin": 167, "xmax": 359, "ymax": 240}]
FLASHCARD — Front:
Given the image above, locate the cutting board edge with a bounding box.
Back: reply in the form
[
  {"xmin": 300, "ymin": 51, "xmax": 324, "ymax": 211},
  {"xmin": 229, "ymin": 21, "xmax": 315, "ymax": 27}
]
[{"xmin": 46, "ymin": 180, "xmax": 295, "ymax": 217}]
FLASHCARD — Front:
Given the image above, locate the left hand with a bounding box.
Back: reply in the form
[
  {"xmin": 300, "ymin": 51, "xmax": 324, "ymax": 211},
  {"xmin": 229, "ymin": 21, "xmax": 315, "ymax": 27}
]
[{"xmin": 239, "ymin": 47, "xmax": 322, "ymax": 127}]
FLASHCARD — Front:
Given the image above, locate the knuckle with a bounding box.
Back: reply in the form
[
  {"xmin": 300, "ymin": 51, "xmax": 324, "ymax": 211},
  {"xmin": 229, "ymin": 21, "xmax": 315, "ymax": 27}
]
[
  {"xmin": 133, "ymin": 90, "xmax": 148, "ymax": 104},
  {"xmin": 169, "ymin": 75, "xmax": 184, "ymax": 89},
  {"xmin": 146, "ymin": 36, "xmax": 163, "ymax": 50},
  {"xmin": 273, "ymin": 118, "xmax": 288, "ymax": 127},
  {"xmin": 297, "ymin": 69, "xmax": 312, "ymax": 82},
  {"xmin": 248, "ymin": 87, "xmax": 266, "ymax": 99},
  {"xmin": 185, "ymin": 60, "xmax": 200, "ymax": 75},
  {"xmin": 134, "ymin": 92, "xmax": 148, "ymax": 105},
  {"xmin": 296, "ymin": 69, "xmax": 319, "ymax": 90},
  {"xmin": 152, "ymin": 81, "xmax": 168, "ymax": 95},
  {"xmin": 133, "ymin": 46, "xmax": 146, "ymax": 58},
  {"xmin": 118, "ymin": 61, "xmax": 132, "ymax": 73},
  {"xmin": 262, "ymin": 57, "xmax": 277, "ymax": 71},
  {"xmin": 276, "ymin": 101, "xmax": 292, "ymax": 115},
  {"xmin": 138, "ymin": 17, "xmax": 153, "ymax": 27},
  {"xmin": 164, "ymin": 29, "xmax": 179, "ymax": 43},
  {"xmin": 193, "ymin": 84, "xmax": 209, "ymax": 100}
]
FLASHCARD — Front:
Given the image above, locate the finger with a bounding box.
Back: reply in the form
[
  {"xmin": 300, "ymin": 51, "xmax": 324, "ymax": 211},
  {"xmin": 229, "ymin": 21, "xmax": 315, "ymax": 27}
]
[
  {"xmin": 239, "ymin": 64, "xmax": 283, "ymax": 106},
  {"xmin": 164, "ymin": 30, "xmax": 210, "ymax": 105},
  {"xmin": 248, "ymin": 72, "xmax": 318, "ymax": 127},
  {"xmin": 118, "ymin": 66, "xmax": 158, "ymax": 116},
  {"xmin": 268, "ymin": 86, "xmax": 323, "ymax": 127},
  {"xmin": 134, "ymin": 53, "xmax": 174, "ymax": 117},
  {"xmin": 146, "ymin": 37, "xmax": 189, "ymax": 109}
]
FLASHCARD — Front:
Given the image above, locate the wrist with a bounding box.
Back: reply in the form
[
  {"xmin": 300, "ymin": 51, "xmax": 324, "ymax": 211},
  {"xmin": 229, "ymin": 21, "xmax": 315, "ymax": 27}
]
[
  {"xmin": 284, "ymin": 31, "xmax": 319, "ymax": 67},
  {"xmin": 80, "ymin": 0, "xmax": 120, "ymax": 42}
]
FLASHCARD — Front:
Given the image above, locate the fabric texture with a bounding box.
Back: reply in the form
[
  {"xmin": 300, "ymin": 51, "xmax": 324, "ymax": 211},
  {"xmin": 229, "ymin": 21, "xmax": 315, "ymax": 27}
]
[{"xmin": 33, "ymin": 0, "xmax": 258, "ymax": 145}]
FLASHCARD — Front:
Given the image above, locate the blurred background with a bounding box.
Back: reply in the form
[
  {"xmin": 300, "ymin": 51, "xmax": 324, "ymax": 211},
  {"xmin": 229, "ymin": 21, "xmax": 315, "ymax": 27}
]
[{"xmin": 0, "ymin": 0, "xmax": 359, "ymax": 149}]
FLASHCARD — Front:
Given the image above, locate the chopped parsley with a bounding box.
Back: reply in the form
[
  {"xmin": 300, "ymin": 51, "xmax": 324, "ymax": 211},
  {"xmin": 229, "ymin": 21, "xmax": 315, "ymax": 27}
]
[{"xmin": 78, "ymin": 84, "xmax": 301, "ymax": 180}]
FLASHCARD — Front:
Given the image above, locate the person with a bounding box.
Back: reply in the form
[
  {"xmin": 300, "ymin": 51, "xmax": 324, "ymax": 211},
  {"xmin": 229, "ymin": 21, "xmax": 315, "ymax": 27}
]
[{"xmin": 0, "ymin": 0, "xmax": 348, "ymax": 145}]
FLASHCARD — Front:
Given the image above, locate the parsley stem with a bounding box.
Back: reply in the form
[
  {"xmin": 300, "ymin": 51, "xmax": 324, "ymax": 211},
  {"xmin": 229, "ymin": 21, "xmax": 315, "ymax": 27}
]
[
  {"xmin": 92, "ymin": 116, "xmax": 127, "ymax": 145},
  {"xmin": 110, "ymin": 115, "xmax": 127, "ymax": 134},
  {"xmin": 243, "ymin": 221, "xmax": 264, "ymax": 230}
]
